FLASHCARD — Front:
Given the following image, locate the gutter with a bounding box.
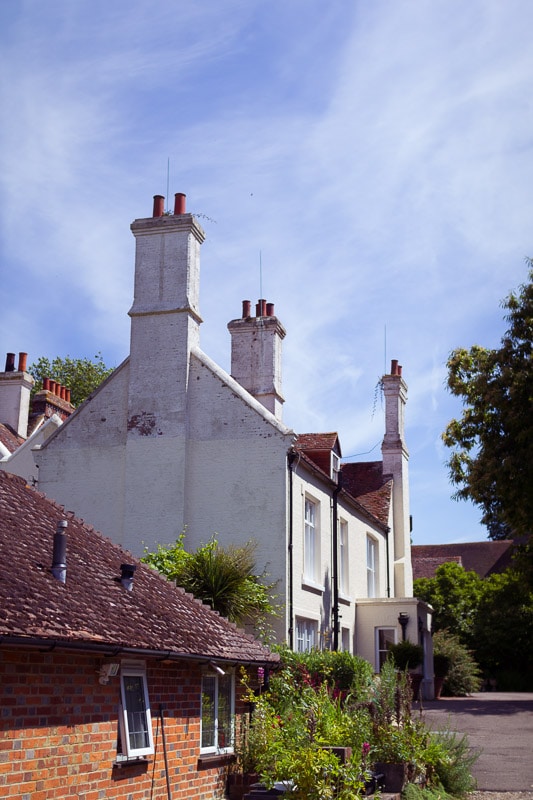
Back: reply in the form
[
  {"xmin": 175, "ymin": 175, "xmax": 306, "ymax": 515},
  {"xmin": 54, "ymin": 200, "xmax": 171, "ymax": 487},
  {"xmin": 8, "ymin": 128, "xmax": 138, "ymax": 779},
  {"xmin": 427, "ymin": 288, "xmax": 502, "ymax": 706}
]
[{"xmin": 0, "ymin": 635, "xmax": 280, "ymax": 669}]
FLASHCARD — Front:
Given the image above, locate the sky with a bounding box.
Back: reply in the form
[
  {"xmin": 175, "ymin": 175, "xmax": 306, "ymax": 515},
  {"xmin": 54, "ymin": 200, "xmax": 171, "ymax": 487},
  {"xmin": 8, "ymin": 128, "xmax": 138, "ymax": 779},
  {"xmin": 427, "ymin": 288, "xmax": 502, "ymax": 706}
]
[{"xmin": 1, "ymin": 0, "xmax": 532, "ymax": 545}]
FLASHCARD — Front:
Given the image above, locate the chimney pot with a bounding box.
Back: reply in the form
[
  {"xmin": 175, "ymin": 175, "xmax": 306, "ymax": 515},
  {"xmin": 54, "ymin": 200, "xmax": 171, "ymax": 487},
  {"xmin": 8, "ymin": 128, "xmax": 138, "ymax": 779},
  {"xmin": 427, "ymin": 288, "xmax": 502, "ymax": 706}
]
[
  {"xmin": 120, "ymin": 563, "xmax": 136, "ymax": 591},
  {"xmin": 259, "ymin": 299, "xmax": 267, "ymax": 316},
  {"xmin": 55, "ymin": 382, "xmax": 61, "ymax": 397},
  {"xmin": 5, "ymin": 353, "xmax": 15, "ymax": 372},
  {"xmin": 398, "ymin": 365, "xmax": 402, "ymax": 376},
  {"xmin": 65, "ymin": 388, "xmax": 71, "ymax": 403},
  {"xmin": 153, "ymin": 195, "xmax": 165, "ymax": 217},
  {"xmin": 60, "ymin": 385, "xmax": 66, "ymax": 400},
  {"xmin": 266, "ymin": 302, "xmax": 275, "ymax": 317},
  {"xmin": 242, "ymin": 300, "xmax": 251, "ymax": 318},
  {"xmin": 43, "ymin": 377, "xmax": 50, "ymax": 391},
  {"xmin": 51, "ymin": 520, "xmax": 68, "ymax": 584},
  {"xmin": 391, "ymin": 359, "xmax": 399, "ymax": 375},
  {"xmin": 17, "ymin": 352, "xmax": 28, "ymax": 372},
  {"xmin": 49, "ymin": 380, "xmax": 56, "ymax": 394},
  {"xmin": 174, "ymin": 193, "xmax": 186, "ymax": 215}
]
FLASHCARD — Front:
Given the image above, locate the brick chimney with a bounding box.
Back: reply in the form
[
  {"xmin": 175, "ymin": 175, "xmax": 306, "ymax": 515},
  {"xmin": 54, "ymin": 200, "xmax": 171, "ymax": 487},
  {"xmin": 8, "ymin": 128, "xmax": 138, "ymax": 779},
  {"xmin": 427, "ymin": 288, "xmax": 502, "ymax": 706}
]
[
  {"xmin": 227, "ymin": 299, "xmax": 286, "ymax": 420},
  {"xmin": 381, "ymin": 359, "xmax": 413, "ymax": 596},
  {"xmin": 0, "ymin": 353, "xmax": 34, "ymax": 437},
  {"xmin": 127, "ymin": 193, "xmax": 205, "ymax": 432},
  {"xmin": 28, "ymin": 377, "xmax": 74, "ymax": 434}
]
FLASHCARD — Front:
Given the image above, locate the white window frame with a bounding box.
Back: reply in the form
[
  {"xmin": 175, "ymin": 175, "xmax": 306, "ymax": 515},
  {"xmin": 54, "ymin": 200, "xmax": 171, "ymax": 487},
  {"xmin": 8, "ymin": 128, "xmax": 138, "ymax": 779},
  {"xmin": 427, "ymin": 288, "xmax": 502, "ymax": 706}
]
[
  {"xmin": 304, "ymin": 496, "xmax": 320, "ymax": 583},
  {"xmin": 341, "ymin": 627, "xmax": 351, "ymax": 652},
  {"xmin": 339, "ymin": 519, "xmax": 349, "ymax": 596},
  {"xmin": 366, "ymin": 535, "xmax": 378, "ymax": 598},
  {"xmin": 296, "ymin": 617, "xmax": 318, "ymax": 653},
  {"xmin": 200, "ymin": 669, "xmax": 235, "ymax": 755},
  {"xmin": 119, "ymin": 662, "xmax": 154, "ymax": 758},
  {"xmin": 376, "ymin": 627, "xmax": 397, "ymax": 671},
  {"xmin": 331, "ymin": 451, "xmax": 341, "ymax": 482}
]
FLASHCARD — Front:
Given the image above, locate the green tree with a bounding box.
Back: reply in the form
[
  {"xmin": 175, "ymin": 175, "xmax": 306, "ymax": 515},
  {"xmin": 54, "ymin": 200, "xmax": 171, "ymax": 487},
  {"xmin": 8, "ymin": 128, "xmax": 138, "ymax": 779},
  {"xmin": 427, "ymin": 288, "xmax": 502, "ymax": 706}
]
[
  {"xmin": 432, "ymin": 630, "xmax": 482, "ymax": 696},
  {"xmin": 29, "ymin": 353, "xmax": 113, "ymax": 407},
  {"xmin": 414, "ymin": 562, "xmax": 483, "ymax": 646},
  {"xmin": 142, "ymin": 534, "xmax": 277, "ymax": 637},
  {"xmin": 473, "ymin": 569, "xmax": 533, "ymax": 689},
  {"xmin": 442, "ymin": 260, "xmax": 533, "ymax": 539}
]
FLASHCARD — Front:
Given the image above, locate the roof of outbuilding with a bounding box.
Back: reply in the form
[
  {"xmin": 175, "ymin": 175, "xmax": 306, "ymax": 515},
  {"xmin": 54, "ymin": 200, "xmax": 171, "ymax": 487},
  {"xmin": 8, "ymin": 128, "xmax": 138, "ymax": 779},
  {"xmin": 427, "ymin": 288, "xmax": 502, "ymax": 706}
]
[
  {"xmin": 0, "ymin": 422, "xmax": 24, "ymax": 454},
  {"xmin": 411, "ymin": 541, "xmax": 516, "ymax": 580},
  {"xmin": 341, "ymin": 461, "xmax": 393, "ymax": 526},
  {"xmin": 0, "ymin": 471, "xmax": 278, "ymax": 666}
]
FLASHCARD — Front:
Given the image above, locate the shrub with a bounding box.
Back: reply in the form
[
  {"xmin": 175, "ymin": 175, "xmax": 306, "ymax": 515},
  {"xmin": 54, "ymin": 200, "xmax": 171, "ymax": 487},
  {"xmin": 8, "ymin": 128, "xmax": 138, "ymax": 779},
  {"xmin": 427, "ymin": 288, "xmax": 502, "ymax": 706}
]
[
  {"xmin": 388, "ymin": 640, "xmax": 424, "ymax": 670},
  {"xmin": 433, "ymin": 630, "xmax": 482, "ymax": 696}
]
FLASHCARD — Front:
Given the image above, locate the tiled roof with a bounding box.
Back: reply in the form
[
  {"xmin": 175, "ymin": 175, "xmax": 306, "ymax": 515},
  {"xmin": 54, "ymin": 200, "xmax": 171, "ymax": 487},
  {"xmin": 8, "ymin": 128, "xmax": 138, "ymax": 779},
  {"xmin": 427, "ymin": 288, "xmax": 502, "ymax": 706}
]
[
  {"xmin": 412, "ymin": 541, "xmax": 515, "ymax": 580},
  {"xmin": 0, "ymin": 422, "xmax": 24, "ymax": 454},
  {"xmin": 341, "ymin": 461, "xmax": 392, "ymax": 527},
  {"xmin": 0, "ymin": 471, "xmax": 277, "ymax": 666},
  {"xmin": 295, "ymin": 432, "xmax": 340, "ymax": 452}
]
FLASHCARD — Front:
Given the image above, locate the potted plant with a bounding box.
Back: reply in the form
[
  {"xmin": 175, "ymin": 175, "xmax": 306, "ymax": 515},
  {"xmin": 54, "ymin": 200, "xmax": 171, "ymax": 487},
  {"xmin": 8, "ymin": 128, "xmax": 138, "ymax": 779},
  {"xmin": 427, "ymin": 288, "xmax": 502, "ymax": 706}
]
[{"xmin": 388, "ymin": 640, "xmax": 424, "ymax": 700}]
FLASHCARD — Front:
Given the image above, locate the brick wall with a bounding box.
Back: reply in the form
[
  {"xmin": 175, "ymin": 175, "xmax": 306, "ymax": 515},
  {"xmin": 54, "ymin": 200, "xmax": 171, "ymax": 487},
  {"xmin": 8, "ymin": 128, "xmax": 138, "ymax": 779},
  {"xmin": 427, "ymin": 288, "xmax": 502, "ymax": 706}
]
[{"xmin": 0, "ymin": 648, "xmax": 243, "ymax": 800}]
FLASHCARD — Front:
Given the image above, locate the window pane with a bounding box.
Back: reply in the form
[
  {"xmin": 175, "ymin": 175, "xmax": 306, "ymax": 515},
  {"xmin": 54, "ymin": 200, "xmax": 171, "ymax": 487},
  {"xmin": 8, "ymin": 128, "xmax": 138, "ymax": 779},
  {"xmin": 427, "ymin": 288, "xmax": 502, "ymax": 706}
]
[
  {"xmin": 122, "ymin": 675, "xmax": 150, "ymax": 750},
  {"xmin": 201, "ymin": 675, "xmax": 216, "ymax": 749},
  {"xmin": 217, "ymin": 674, "xmax": 233, "ymax": 749},
  {"xmin": 304, "ymin": 499, "xmax": 316, "ymax": 579}
]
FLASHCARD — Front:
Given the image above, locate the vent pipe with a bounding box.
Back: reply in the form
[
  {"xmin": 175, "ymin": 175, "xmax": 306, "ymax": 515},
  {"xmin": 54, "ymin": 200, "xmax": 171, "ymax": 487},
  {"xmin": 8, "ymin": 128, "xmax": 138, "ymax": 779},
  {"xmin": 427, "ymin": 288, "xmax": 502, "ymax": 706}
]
[
  {"xmin": 120, "ymin": 563, "xmax": 136, "ymax": 591},
  {"xmin": 51, "ymin": 520, "xmax": 68, "ymax": 584}
]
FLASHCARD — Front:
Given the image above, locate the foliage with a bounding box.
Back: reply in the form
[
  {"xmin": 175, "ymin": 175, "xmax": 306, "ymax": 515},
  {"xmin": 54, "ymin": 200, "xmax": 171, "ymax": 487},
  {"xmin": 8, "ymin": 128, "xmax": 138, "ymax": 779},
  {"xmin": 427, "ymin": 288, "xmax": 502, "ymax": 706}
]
[
  {"xmin": 442, "ymin": 260, "xmax": 533, "ymax": 538},
  {"xmin": 425, "ymin": 728, "xmax": 479, "ymax": 795},
  {"xmin": 432, "ymin": 630, "xmax": 482, "ymax": 696},
  {"xmin": 142, "ymin": 534, "xmax": 278, "ymax": 635},
  {"xmin": 473, "ymin": 568, "xmax": 533, "ymax": 687},
  {"xmin": 388, "ymin": 640, "xmax": 424, "ymax": 671},
  {"xmin": 414, "ymin": 562, "xmax": 483, "ymax": 646},
  {"xmin": 29, "ymin": 353, "xmax": 113, "ymax": 407},
  {"xmin": 271, "ymin": 645, "xmax": 374, "ymax": 698},
  {"xmin": 237, "ymin": 651, "xmax": 477, "ymax": 799}
]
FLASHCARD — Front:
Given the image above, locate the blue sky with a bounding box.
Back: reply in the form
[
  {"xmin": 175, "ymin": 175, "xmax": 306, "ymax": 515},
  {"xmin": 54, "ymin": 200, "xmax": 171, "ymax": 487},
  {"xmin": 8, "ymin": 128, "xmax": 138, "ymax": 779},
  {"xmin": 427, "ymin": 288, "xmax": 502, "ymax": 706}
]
[{"xmin": 1, "ymin": 1, "xmax": 532, "ymax": 545}]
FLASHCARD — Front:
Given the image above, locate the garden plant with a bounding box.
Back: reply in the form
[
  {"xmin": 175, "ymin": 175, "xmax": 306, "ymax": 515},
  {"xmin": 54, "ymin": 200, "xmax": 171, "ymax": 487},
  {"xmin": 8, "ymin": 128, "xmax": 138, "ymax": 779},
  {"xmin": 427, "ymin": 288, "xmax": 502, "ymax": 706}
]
[{"xmin": 236, "ymin": 647, "xmax": 478, "ymax": 799}]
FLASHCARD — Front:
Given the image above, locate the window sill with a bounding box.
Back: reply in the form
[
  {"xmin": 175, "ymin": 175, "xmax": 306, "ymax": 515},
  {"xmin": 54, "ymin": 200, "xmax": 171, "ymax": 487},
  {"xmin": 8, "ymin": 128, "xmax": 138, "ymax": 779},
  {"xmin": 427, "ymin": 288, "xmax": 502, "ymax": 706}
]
[
  {"xmin": 198, "ymin": 752, "xmax": 236, "ymax": 769},
  {"xmin": 301, "ymin": 577, "xmax": 325, "ymax": 594},
  {"xmin": 338, "ymin": 592, "xmax": 353, "ymax": 605}
]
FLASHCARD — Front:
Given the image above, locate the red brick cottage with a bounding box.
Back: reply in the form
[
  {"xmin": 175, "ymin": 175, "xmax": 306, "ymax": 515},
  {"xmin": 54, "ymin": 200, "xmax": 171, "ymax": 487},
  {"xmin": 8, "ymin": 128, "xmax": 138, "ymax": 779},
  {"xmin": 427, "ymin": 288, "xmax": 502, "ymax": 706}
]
[{"xmin": 0, "ymin": 471, "xmax": 278, "ymax": 800}]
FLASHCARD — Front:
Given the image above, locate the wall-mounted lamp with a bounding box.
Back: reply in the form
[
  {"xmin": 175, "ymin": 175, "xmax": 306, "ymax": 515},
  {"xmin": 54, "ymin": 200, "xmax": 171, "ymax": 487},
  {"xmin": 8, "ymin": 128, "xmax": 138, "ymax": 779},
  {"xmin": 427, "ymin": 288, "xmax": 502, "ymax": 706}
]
[
  {"xmin": 398, "ymin": 612, "xmax": 410, "ymax": 641},
  {"xmin": 209, "ymin": 661, "xmax": 225, "ymax": 676}
]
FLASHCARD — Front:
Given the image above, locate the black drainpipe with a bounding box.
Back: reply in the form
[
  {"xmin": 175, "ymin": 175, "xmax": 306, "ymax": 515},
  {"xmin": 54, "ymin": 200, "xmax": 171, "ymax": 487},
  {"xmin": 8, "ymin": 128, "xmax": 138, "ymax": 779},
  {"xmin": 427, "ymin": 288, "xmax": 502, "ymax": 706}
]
[
  {"xmin": 287, "ymin": 450, "xmax": 297, "ymax": 650},
  {"xmin": 332, "ymin": 476, "xmax": 342, "ymax": 651}
]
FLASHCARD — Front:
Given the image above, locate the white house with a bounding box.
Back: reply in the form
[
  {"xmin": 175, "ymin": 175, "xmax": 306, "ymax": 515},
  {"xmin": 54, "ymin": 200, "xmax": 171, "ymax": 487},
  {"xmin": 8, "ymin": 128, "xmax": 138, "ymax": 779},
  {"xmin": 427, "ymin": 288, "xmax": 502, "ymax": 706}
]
[{"xmin": 20, "ymin": 193, "xmax": 432, "ymax": 690}]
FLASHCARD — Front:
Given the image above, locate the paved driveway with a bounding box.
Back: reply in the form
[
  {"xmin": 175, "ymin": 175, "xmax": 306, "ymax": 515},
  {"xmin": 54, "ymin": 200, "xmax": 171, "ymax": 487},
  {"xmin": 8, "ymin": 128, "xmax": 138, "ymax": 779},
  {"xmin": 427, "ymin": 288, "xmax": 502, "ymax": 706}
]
[{"xmin": 418, "ymin": 693, "xmax": 533, "ymax": 791}]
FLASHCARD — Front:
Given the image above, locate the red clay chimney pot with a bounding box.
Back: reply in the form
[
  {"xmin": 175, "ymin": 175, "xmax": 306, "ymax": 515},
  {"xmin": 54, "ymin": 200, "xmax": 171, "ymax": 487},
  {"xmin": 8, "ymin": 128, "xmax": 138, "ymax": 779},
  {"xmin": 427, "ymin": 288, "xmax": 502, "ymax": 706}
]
[
  {"xmin": 391, "ymin": 359, "xmax": 399, "ymax": 375},
  {"xmin": 259, "ymin": 299, "xmax": 267, "ymax": 316},
  {"xmin": 242, "ymin": 300, "xmax": 251, "ymax": 318},
  {"xmin": 5, "ymin": 353, "xmax": 15, "ymax": 372},
  {"xmin": 153, "ymin": 195, "xmax": 165, "ymax": 217},
  {"xmin": 17, "ymin": 352, "xmax": 28, "ymax": 372},
  {"xmin": 43, "ymin": 377, "xmax": 50, "ymax": 391},
  {"xmin": 174, "ymin": 193, "xmax": 186, "ymax": 215},
  {"xmin": 49, "ymin": 380, "xmax": 56, "ymax": 394},
  {"xmin": 266, "ymin": 303, "xmax": 274, "ymax": 317}
]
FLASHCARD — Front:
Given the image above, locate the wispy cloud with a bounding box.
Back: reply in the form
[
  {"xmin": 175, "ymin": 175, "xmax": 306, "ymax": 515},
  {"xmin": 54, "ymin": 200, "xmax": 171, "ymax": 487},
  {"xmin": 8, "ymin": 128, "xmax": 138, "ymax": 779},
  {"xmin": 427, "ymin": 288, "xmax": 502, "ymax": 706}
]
[{"xmin": 1, "ymin": 0, "xmax": 531, "ymax": 542}]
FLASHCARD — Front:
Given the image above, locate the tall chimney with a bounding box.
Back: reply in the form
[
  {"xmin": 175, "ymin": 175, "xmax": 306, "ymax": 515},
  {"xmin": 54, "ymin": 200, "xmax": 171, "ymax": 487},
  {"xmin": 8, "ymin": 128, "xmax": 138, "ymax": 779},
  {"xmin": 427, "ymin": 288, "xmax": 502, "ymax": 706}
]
[
  {"xmin": 381, "ymin": 359, "xmax": 412, "ymax": 596},
  {"xmin": 51, "ymin": 520, "xmax": 68, "ymax": 584},
  {"xmin": 227, "ymin": 300, "xmax": 286, "ymax": 420}
]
